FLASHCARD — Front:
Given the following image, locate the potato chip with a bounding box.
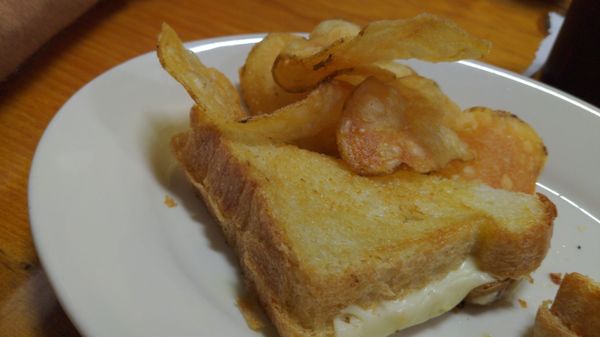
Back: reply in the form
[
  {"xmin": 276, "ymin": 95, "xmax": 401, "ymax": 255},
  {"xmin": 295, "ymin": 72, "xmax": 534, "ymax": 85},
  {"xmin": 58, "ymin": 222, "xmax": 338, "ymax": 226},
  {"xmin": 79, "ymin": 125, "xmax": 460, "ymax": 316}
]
[
  {"xmin": 225, "ymin": 80, "xmax": 352, "ymax": 145},
  {"xmin": 309, "ymin": 19, "xmax": 361, "ymax": 39},
  {"xmin": 240, "ymin": 33, "xmax": 308, "ymax": 115},
  {"xmin": 158, "ymin": 23, "xmax": 350, "ymax": 151},
  {"xmin": 372, "ymin": 61, "xmax": 416, "ymax": 78},
  {"xmin": 337, "ymin": 76, "xmax": 470, "ymax": 175},
  {"xmin": 336, "ymin": 61, "xmax": 416, "ymax": 86},
  {"xmin": 292, "ymin": 126, "xmax": 340, "ymax": 156},
  {"xmin": 157, "ymin": 23, "xmax": 245, "ymax": 122},
  {"xmin": 273, "ymin": 13, "xmax": 491, "ymax": 92},
  {"xmin": 309, "ymin": 19, "xmax": 361, "ymax": 45},
  {"xmin": 436, "ymin": 107, "xmax": 547, "ymax": 193},
  {"xmin": 281, "ymin": 19, "xmax": 362, "ymax": 60},
  {"xmin": 290, "ymin": 20, "xmax": 415, "ymax": 87}
]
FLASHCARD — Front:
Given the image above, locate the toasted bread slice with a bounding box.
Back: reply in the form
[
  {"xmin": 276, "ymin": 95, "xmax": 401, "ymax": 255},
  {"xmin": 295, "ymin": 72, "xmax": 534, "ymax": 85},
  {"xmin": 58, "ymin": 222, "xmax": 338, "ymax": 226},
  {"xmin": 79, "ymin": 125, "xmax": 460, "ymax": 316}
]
[
  {"xmin": 171, "ymin": 118, "xmax": 555, "ymax": 337},
  {"xmin": 534, "ymin": 273, "xmax": 600, "ymax": 337}
]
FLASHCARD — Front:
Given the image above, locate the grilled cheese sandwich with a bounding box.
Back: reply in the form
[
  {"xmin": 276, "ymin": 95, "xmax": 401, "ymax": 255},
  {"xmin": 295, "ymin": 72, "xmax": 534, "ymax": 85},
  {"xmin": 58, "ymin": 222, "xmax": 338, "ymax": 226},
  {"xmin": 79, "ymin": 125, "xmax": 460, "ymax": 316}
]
[{"xmin": 158, "ymin": 20, "xmax": 556, "ymax": 337}]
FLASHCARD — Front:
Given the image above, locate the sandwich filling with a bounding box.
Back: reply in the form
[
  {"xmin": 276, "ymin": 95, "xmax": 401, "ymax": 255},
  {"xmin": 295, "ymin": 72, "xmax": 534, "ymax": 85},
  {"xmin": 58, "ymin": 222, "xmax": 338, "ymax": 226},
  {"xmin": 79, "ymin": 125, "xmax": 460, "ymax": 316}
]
[{"xmin": 333, "ymin": 258, "xmax": 494, "ymax": 337}]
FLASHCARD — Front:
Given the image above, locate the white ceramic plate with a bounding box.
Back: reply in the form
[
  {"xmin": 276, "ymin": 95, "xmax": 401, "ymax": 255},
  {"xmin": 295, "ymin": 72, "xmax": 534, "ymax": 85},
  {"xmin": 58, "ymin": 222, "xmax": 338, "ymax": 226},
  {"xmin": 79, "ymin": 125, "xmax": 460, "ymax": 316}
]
[{"xmin": 29, "ymin": 34, "xmax": 600, "ymax": 337}]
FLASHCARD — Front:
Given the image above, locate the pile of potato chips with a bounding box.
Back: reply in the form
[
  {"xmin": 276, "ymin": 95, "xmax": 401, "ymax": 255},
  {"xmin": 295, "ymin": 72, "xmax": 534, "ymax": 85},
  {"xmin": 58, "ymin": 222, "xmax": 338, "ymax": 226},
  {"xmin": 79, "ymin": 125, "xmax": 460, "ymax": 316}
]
[{"xmin": 158, "ymin": 13, "xmax": 546, "ymax": 194}]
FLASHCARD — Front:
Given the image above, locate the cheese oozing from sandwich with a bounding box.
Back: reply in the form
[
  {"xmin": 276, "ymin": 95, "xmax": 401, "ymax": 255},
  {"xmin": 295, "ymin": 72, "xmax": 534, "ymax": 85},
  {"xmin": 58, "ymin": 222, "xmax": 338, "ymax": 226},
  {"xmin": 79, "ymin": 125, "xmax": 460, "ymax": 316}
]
[{"xmin": 333, "ymin": 258, "xmax": 494, "ymax": 337}]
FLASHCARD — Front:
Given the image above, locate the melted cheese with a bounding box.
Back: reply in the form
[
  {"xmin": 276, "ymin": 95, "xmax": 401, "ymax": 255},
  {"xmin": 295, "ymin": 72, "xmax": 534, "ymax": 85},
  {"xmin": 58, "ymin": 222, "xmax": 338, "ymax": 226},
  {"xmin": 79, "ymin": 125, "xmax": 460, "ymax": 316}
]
[{"xmin": 333, "ymin": 258, "xmax": 494, "ymax": 337}]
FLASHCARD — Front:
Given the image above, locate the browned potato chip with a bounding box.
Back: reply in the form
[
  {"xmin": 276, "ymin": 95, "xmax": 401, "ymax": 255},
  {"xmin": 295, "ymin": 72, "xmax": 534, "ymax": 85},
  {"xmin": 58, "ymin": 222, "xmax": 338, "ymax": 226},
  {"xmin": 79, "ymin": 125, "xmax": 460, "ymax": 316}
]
[
  {"xmin": 240, "ymin": 33, "xmax": 308, "ymax": 115},
  {"xmin": 436, "ymin": 107, "xmax": 547, "ymax": 193},
  {"xmin": 224, "ymin": 80, "xmax": 352, "ymax": 145},
  {"xmin": 157, "ymin": 23, "xmax": 245, "ymax": 122},
  {"xmin": 337, "ymin": 76, "xmax": 470, "ymax": 175},
  {"xmin": 273, "ymin": 13, "xmax": 491, "ymax": 92}
]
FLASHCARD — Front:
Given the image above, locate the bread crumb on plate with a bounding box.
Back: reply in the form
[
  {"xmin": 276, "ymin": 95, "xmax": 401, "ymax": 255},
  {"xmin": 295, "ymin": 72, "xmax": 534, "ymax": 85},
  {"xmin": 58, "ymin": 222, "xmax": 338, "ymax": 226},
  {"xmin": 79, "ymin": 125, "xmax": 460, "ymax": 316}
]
[
  {"xmin": 518, "ymin": 298, "xmax": 528, "ymax": 308},
  {"xmin": 549, "ymin": 272, "xmax": 562, "ymax": 285},
  {"xmin": 163, "ymin": 195, "xmax": 177, "ymax": 208}
]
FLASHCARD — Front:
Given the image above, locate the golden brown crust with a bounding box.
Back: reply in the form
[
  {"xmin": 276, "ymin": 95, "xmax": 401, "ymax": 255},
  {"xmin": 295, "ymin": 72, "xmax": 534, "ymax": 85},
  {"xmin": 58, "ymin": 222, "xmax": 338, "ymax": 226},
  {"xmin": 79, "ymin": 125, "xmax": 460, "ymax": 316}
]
[
  {"xmin": 474, "ymin": 193, "xmax": 555, "ymax": 279},
  {"xmin": 172, "ymin": 122, "xmax": 556, "ymax": 337},
  {"xmin": 534, "ymin": 304, "xmax": 578, "ymax": 337},
  {"xmin": 551, "ymin": 273, "xmax": 600, "ymax": 336},
  {"xmin": 236, "ymin": 292, "xmax": 267, "ymax": 331},
  {"xmin": 173, "ymin": 127, "xmax": 316, "ymax": 336},
  {"xmin": 534, "ymin": 273, "xmax": 600, "ymax": 337}
]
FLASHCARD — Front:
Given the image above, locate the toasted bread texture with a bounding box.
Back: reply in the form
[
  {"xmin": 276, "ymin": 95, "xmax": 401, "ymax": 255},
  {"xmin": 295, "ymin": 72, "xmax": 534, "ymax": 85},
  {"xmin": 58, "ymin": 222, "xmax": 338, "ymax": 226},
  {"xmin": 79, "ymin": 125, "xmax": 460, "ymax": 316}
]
[
  {"xmin": 171, "ymin": 117, "xmax": 556, "ymax": 337},
  {"xmin": 534, "ymin": 273, "xmax": 600, "ymax": 337}
]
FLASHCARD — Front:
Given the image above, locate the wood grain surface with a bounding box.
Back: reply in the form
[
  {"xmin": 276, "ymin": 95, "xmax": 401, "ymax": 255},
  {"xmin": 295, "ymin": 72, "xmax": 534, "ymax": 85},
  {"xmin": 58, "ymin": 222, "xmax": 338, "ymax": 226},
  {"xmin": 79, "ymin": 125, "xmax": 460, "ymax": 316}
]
[{"xmin": 0, "ymin": 0, "xmax": 569, "ymax": 336}]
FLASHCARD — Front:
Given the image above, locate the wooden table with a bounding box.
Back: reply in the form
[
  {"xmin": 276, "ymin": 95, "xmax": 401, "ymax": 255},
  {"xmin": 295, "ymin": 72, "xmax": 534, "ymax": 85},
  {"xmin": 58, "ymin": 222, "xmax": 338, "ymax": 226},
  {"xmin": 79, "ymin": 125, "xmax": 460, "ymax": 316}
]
[{"xmin": 0, "ymin": 0, "xmax": 569, "ymax": 335}]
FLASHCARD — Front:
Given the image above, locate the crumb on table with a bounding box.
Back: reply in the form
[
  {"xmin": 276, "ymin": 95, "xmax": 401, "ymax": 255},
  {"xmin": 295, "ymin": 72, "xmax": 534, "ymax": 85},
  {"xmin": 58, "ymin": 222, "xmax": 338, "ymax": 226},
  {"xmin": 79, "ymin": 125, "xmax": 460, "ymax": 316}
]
[{"xmin": 164, "ymin": 195, "xmax": 177, "ymax": 208}]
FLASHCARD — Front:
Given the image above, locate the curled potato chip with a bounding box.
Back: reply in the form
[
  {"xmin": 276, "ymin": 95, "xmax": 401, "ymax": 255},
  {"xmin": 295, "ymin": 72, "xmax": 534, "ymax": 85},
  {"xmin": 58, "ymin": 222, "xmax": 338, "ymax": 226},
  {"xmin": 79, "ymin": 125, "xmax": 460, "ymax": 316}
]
[
  {"xmin": 436, "ymin": 107, "xmax": 547, "ymax": 193},
  {"xmin": 273, "ymin": 13, "xmax": 491, "ymax": 92},
  {"xmin": 240, "ymin": 33, "xmax": 308, "ymax": 115},
  {"xmin": 293, "ymin": 20, "xmax": 415, "ymax": 86},
  {"xmin": 157, "ymin": 23, "xmax": 245, "ymax": 122},
  {"xmin": 282, "ymin": 19, "xmax": 362, "ymax": 59},
  {"xmin": 309, "ymin": 19, "xmax": 361, "ymax": 38},
  {"xmin": 224, "ymin": 80, "xmax": 352, "ymax": 145},
  {"xmin": 337, "ymin": 61, "xmax": 416, "ymax": 86},
  {"xmin": 337, "ymin": 76, "xmax": 470, "ymax": 175},
  {"xmin": 158, "ymin": 23, "xmax": 350, "ymax": 151},
  {"xmin": 309, "ymin": 19, "xmax": 361, "ymax": 46}
]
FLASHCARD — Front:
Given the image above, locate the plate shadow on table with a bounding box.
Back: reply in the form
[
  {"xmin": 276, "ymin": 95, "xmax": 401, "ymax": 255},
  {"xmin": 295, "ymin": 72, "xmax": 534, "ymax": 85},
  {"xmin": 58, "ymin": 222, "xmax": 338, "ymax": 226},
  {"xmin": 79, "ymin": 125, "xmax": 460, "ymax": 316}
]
[
  {"xmin": 145, "ymin": 112, "xmax": 279, "ymax": 337},
  {"xmin": 36, "ymin": 271, "xmax": 83, "ymax": 337}
]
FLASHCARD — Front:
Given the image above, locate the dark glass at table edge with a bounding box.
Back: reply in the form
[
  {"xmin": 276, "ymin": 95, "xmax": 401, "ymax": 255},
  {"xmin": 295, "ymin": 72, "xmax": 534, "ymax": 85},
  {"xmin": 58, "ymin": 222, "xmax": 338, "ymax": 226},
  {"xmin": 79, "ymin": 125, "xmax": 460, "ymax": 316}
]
[{"xmin": 539, "ymin": 0, "xmax": 600, "ymax": 108}]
